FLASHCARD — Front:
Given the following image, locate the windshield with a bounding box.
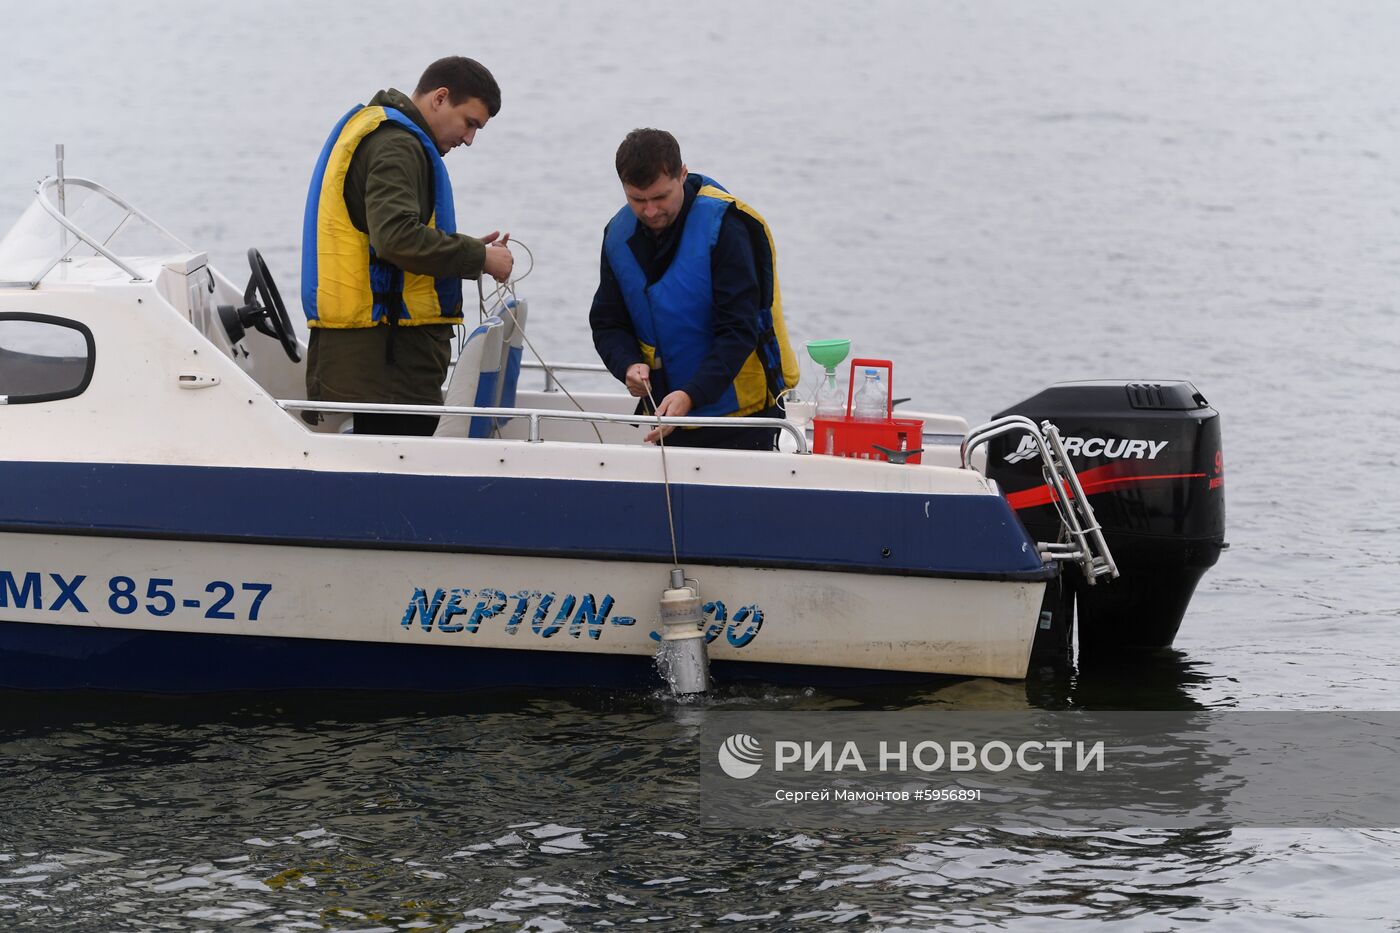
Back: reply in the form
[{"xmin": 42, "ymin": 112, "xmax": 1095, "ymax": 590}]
[{"xmin": 0, "ymin": 177, "xmax": 191, "ymax": 286}]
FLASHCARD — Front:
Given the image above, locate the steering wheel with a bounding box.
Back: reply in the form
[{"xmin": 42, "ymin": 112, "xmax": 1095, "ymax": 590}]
[{"xmin": 241, "ymin": 248, "xmax": 301, "ymax": 363}]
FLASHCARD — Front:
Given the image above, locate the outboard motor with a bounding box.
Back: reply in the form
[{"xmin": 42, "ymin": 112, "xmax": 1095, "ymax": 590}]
[{"xmin": 984, "ymin": 381, "xmax": 1226, "ymax": 655}]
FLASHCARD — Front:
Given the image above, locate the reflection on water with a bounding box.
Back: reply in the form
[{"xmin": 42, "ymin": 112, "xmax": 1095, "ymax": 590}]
[
  {"xmin": 3, "ymin": 654, "xmax": 1382, "ymax": 930},
  {"xmin": 1026, "ymin": 649, "xmax": 1219, "ymax": 712}
]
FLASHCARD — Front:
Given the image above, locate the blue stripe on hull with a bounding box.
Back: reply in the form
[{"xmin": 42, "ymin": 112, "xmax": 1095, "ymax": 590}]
[
  {"xmin": 0, "ymin": 621, "xmax": 953, "ymax": 692},
  {"xmin": 0, "ymin": 462, "xmax": 1049, "ymax": 580}
]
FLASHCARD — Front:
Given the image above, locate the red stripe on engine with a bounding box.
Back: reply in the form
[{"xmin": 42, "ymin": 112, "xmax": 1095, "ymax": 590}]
[{"xmin": 1005, "ymin": 472, "xmax": 1207, "ymax": 510}]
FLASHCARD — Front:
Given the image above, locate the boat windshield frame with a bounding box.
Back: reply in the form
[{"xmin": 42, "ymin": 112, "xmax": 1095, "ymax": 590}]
[{"xmin": 0, "ymin": 176, "xmax": 192, "ymax": 288}]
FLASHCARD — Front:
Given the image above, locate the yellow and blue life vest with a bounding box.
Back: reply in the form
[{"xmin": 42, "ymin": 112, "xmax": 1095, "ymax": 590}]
[
  {"xmin": 301, "ymin": 105, "xmax": 464, "ymax": 328},
  {"xmin": 602, "ymin": 175, "xmax": 799, "ymax": 418}
]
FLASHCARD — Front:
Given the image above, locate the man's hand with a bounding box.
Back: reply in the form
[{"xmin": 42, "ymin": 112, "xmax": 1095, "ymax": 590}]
[
  {"xmin": 646, "ymin": 390, "xmax": 693, "ymax": 444},
  {"xmin": 625, "ymin": 363, "xmax": 651, "ymax": 398},
  {"xmin": 480, "ymin": 231, "xmax": 514, "ymax": 283}
]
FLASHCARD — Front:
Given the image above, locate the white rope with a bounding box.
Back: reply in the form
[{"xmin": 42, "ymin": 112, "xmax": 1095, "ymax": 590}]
[
  {"xmin": 464, "ymin": 235, "xmax": 679, "ymax": 564},
  {"xmin": 645, "ymin": 382, "xmax": 681, "ymax": 567},
  {"xmin": 463, "ymin": 238, "xmax": 604, "ymax": 444}
]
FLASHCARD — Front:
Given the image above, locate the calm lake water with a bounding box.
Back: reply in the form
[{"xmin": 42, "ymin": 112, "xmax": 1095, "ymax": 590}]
[{"xmin": 3, "ymin": 0, "xmax": 1400, "ymax": 929}]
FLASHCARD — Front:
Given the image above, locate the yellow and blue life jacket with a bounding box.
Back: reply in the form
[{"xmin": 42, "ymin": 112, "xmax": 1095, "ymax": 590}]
[
  {"xmin": 301, "ymin": 105, "xmax": 464, "ymax": 328},
  {"xmin": 602, "ymin": 175, "xmax": 799, "ymax": 418}
]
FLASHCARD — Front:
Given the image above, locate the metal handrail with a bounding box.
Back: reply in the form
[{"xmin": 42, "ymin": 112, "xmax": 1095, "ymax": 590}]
[
  {"xmin": 27, "ymin": 176, "xmax": 193, "ymax": 285},
  {"xmin": 962, "ymin": 415, "xmax": 1118, "ymax": 583},
  {"xmin": 519, "ymin": 360, "xmax": 611, "ymax": 392},
  {"xmin": 521, "ymin": 361, "xmax": 609, "ymax": 374},
  {"xmin": 276, "ymin": 399, "xmax": 810, "ymax": 454}
]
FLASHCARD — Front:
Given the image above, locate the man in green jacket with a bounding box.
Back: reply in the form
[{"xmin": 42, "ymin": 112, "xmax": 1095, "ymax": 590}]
[{"xmin": 302, "ymin": 56, "xmax": 513, "ymax": 435}]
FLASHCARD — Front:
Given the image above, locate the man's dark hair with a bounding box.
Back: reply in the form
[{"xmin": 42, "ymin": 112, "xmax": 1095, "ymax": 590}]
[
  {"xmin": 615, "ymin": 128, "xmax": 684, "ymax": 188},
  {"xmin": 415, "ymin": 56, "xmax": 501, "ymax": 116}
]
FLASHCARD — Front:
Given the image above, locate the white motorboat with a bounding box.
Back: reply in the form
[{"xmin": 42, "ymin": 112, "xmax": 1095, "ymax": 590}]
[{"xmin": 0, "ymin": 172, "xmax": 1223, "ymax": 692}]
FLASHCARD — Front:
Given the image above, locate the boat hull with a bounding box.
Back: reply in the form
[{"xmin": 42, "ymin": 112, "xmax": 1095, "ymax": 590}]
[{"xmin": 0, "ymin": 531, "xmax": 1045, "ymax": 691}]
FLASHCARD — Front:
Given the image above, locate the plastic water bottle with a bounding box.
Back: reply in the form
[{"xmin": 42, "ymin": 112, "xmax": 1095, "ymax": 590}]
[
  {"xmin": 814, "ymin": 371, "xmax": 844, "ymax": 420},
  {"xmin": 852, "ymin": 368, "xmax": 886, "ymax": 421}
]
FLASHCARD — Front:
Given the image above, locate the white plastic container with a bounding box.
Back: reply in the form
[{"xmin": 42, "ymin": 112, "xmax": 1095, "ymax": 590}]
[
  {"xmin": 852, "ymin": 368, "xmax": 886, "ymax": 421},
  {"xmin": 814, "ymin": 371, "xmax": 845, "ymax": 420}
]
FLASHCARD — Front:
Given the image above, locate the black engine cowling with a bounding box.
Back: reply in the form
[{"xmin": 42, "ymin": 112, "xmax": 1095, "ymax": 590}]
[{"xmin": 984, "ymin": 381, "xmax": 1226, "ymax": 655}]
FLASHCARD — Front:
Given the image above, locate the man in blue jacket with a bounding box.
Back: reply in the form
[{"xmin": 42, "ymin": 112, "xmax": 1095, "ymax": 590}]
[{"xmin": 589, "ymin": 129, "xmax": 798, "ymax": 449}]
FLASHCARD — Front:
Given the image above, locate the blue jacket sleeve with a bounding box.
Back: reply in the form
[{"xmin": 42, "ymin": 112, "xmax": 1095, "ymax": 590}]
[{"xmin": 679, "ymin": 207, "xmax": 762, "ymax": 410}]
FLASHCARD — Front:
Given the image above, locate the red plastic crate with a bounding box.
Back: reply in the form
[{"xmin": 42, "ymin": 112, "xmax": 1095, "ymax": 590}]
[{"xmin": 811, "ymin": 359, "xmax": 923, "ymax": 464}]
